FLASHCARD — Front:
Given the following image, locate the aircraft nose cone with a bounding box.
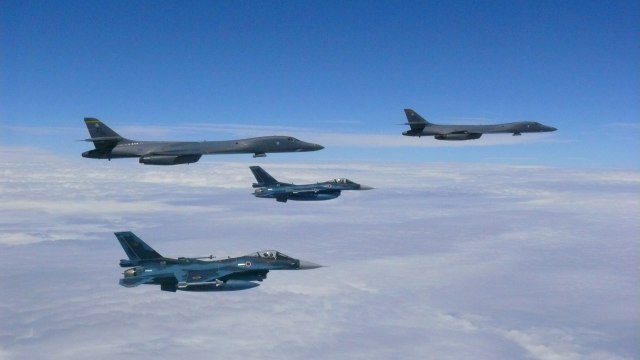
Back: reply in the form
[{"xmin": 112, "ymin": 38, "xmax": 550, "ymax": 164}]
[
  {"xmin": 358, "ymin": 184, "xmax": 374, "ymax": 190},
  {"xmin": 549, "ymin": 126, "xmax": 558, "ymax": 132},
  {"xmin": 300, "ymin": 143, "xmax": 324, "ymax": 152},
  {"xmin": 298, "ymin": 260, "xmax": 323, "ymax": 270}
]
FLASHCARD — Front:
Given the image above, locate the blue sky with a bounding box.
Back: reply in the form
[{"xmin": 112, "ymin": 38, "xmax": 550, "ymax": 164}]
[{"xmin": 1, "ymin": 0, "xmax": 638, "ymax": 168}]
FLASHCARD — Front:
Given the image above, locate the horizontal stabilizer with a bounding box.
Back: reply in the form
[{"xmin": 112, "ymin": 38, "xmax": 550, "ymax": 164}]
[
  {"xmin": 83, "ymin": 136, "xmax": 123, "ymax": 142},
  {"xmin": 119, "ymin": 277, "xmax": 153, "ymax": 288}
]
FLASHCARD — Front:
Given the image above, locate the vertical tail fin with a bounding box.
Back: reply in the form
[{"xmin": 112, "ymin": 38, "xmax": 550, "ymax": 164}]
[
  {"xmin": 403, "ymin": 109, "xmax": 430, "ymax": 133},
  {"xmin": 249, "ymin": 166, "xmax": 280, "ymax": 186},
  {"xmin": 114, "ymin": 232, "xmax": 163, "ymax": 260},
  {"xmin": 84, "ymin": 118, "xmax": 123, "ymax": 139},
  {"xmin": 84, "ymin": 118, "xmax": 124, "ymax": 150}
]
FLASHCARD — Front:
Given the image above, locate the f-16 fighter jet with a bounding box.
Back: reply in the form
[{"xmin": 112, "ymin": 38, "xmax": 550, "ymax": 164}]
[
  {"xmin": 250, "ymin": 166, "xmax": 373, "ymax": 203},
  {"xmin": 115, "ymin": 231, "xmax": 322, "ymax": 292},
  {"xmin": 82, "ymin": 118, "xmax": 324, "ymax": 165},
  {"xmin": 402, "ymin": 109, "xmax": 557, "ymax": 140}
]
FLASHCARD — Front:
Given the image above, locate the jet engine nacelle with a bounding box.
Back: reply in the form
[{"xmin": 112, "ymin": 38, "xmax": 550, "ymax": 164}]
[
  {"xmin": 123, "ymin": 267, "xmax": 142, "ymax": 278},
  {"xmin": 225, "ymin": 270, "xmax": 269, "ymax": 282},
  {"xmin": 139, "ymin": 154, "xmax": 202, "ymax": 165},
  {"xmin": 435, "ymin": 133, "xmax": 482, "ymax": 140}
]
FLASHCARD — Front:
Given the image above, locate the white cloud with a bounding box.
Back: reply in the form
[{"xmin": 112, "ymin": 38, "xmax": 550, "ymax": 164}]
[{"xmin": 0, "ymin": 149, "xmax": 638, "ymax": 359}]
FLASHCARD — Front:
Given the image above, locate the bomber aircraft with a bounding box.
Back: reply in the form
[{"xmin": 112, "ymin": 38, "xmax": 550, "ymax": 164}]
[
  {"xmin": 250, "ymin": 166, "xmax": 373, "ymax": 203},
  {"xmin": 115, "ymin": 231, "xmax": 322, "ymax": 292},
  {"xmin": 82, "ymin": 118, "xmax": 324, "ymax": 165},
  {"xmin": 402, "ymin": 109, "xmax": 557, "ymax": 140}
]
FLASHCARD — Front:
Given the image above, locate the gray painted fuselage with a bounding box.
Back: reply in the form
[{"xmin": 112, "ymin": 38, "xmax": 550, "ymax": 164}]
[
  {"xmin": 85, "ymin": 137, "xmax": 324, "ymax": 158},
  {"xmin": 402, "ymin": 109, "xmax": 557, "ymax": 140},
  {"xmin": 404, "ymin": 122, "xmax": 557, "ymax": 137},
  {"xmin": 81, "ymin": 117, "xmax": 323, "ymax": 164}
]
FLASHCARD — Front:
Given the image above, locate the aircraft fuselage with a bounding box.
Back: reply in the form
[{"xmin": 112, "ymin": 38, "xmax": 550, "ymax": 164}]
[
  {"xmin": 120, "ymin": 256, "xmax": 290, "ymax": 291},
  {"xmin": 401, "ymin": 109, "xmax": 557, "ymax": 140},
  {"xmin": 115, "ymin": 231, "xmax": 322, "ymax": 292},
  {"xmin": 120, "ymin": 253, "xmax": 321, "ymax": 292},
  {"xmin": 252, "ymin": 178, "xmax": 373, "ymax": 202},
  {"xmin": 83, "ymin": 137, "xmax": 324, "ymax": 159},
  {"xmin": 403, "ymin": 122, "xmax": 558, "ymax": 138},
  {"xmin": 81, "ymin": 118, "xmax": 324, "ymax": 164}
]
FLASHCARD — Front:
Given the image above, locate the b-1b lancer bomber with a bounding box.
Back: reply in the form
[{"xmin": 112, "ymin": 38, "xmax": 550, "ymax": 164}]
[
  {"xmin": 250, "ymin": 166, "xmax": 373, "ymax": 203},
  {"xmin": 402, "ymin": 109, "xmax": 557, "ymax": 140},
  {"xmin": 115, "ymin": 231, "xmax": 322, "ymax": 292},
  {"xmin": 82, "ymin": 118, "xmax": 324, "ymax": 165}
]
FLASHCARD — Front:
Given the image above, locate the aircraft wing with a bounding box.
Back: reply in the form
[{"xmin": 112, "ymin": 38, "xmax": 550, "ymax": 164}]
[
  {"xmin": 83, "ymin": 137, "xmax": 121, "ymax": 153},
  {"xmin": 258, "ymin": 188, "xmax": 292, "ymax": 202},
  {"xmin": 218, "ymin": 269, "xmax": 269, "ymax": 282},
  {"xmin": 174, "ymin": 269, "xmax": 220, "ymax": 284},
  {"xmin": 83, "ymin": 136, "xmax": 123, "ymax": 142},
  {"xmin": 174, "ymin": 268, "xmax": 269, "ymax": 287}
]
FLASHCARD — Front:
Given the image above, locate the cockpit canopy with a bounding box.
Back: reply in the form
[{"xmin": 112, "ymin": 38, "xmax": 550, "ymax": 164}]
[
  {"xmin": 330, "ymin": 178, "xmax": 355, "ymax": 185},
  {"xmin": 246, "ymin": 250, "xmax": 292, "ymax": 260}
]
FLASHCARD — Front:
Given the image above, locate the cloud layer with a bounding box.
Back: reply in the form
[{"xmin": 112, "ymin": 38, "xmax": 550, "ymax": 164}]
[{"xmin": 1, "ymin": 149, "xmax": 638, "ymax": 359}]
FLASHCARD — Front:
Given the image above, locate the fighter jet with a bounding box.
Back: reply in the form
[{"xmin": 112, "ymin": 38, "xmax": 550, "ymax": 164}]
[
  {"xmin": 250, "ymin": 166, "xmax": 373, "ymax": 203},
  {"xmin": 402, "ymin": 109, "xmax": 557, "ymax": 140},
  {"xmin": 115, "ymin": 231, "xmax": 322, "ymax": 292},
  {"xmin": 82, "ymin": 118, "xmax": 324, "ymax": 165}
]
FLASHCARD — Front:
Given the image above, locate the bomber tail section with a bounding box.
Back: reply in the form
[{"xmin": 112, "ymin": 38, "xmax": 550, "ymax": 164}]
[
  {"xmin": 250, "ymin": 166, "xmax": 280, "ymax": 187},
  {"xmin": 403, "ymin": 109, "xmax": 430, "ymax": 136},
  {"xmin": 115, "ymin": 231, "xmax": 163, "ymax": 261},
  {"xmin": 83, "ymin": 118, "xmax": 126, "ymax": 151}
]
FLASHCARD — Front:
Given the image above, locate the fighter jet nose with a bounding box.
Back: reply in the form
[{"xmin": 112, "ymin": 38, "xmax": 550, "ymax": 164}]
[
  {"xmin": 315, "ymin": 144, "xmax": 324, "ymax": 150},
  {"xmin": 358, "ymin": 185, "xmax": 374, "ymax": 190},
  {"xmin": 298, "ymin": 260, "xmax": 323, "ymax": 270},
  {"xmin": 549, "ymin": 127, "xmax": 558, "ymax": 132}
]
